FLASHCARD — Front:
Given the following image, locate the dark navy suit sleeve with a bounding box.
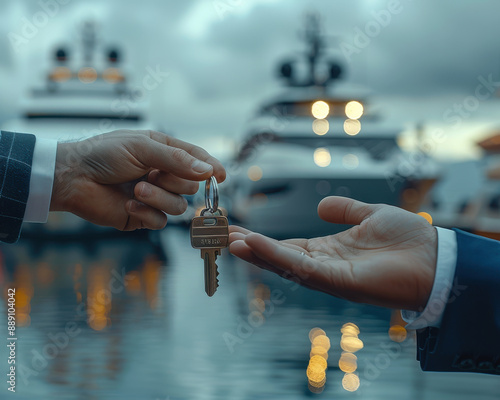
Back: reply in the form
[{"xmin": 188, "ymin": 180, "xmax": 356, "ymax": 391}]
[
  {"xmin": 0, "ymin": 131, "xmax": 36, "ymax": 244},
  {"xmin": 416, "ymin": 229, "xmax": 500, "ymax": 375}
]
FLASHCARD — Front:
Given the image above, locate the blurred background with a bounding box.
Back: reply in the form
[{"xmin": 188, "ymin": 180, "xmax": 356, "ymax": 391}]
[{"xmin": 1, "ymin": 0, "xmax": 500, "ymax": 399}]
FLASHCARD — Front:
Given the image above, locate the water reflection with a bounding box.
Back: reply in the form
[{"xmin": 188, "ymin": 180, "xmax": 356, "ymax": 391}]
[{"xmin": 0, "ymin": 227, "xmax": 498, "ymax": 399}]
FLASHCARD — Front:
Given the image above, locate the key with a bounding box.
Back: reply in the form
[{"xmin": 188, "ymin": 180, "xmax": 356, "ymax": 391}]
[{"xmin": 190, "ymin": 213, "xmax": 229, "ymax": 297}]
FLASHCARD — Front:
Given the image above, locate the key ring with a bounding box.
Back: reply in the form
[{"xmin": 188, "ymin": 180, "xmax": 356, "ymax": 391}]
[{"xmin": 204, "ymin": 176, "xmax": 218, "ymax": 213}]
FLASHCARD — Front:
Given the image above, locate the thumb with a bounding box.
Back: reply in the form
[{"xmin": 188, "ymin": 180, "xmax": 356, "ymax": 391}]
[{"xmin": 317, "ymin": 196, "xmax": 381, "ymax": 226}]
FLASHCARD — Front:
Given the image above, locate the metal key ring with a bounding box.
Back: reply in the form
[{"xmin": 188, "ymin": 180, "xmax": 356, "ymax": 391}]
[{"xmin": 205, "ymin": 176, "xmax": 218, "ymax": 213}]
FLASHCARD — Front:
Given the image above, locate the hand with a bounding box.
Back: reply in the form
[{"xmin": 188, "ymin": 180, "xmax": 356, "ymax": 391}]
[
  {"xmin": 50, "ymin": 130, "xmax": 226, "ymax": 231},
  {"xmin": 229, "ymin": 196, "xmax": 438, "ymax": 311}
]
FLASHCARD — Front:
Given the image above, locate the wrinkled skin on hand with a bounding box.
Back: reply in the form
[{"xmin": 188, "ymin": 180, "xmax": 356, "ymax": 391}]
[
  {"xmin": 229, "ymin": 196, "xmax": 437, "ymax": 311},
  {"xmin": 51, "ymin": 130, "xmax": 226, "ymax": 231}
]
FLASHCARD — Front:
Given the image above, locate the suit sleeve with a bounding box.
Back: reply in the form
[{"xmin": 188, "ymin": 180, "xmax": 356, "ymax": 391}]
[
  {"xmin": 416, "ymin": 229, "xmax": 500, "ymax": 375},
  {"xmin": 0, "ymin": 131, "xmax": 36, "ymax": 244}
]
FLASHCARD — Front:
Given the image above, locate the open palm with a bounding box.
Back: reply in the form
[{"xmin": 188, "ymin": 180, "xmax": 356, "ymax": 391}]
[{"xmin": 229, "ymin": 196, "xmax": 437, "ymax": 311}]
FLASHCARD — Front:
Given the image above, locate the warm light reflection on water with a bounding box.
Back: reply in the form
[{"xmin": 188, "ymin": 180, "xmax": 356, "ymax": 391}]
[
  {"xmin": 342, "ymin": 372, "xmax": 360, "ymax": 392},
  {"xmin": 389, "ymin": 324, "xmax": 408, "ymax": 343},
  {"xmin": 307, "ymin": 327, "xmax": 330, "ymax": 392},
  {"xmin": 339, "ymin": 352, "xmax": 358, "ymax": 373},
  {"xmin": 309, "ymin": 327, "xmax": 326, "ymax": 342},
  {"xmin": 418, "ymin": 211, "xmax": 433, "ymax": 225},
  {"xmin": 0, "ymin": 229, "xmax": 495, "ymax": 399},
  {"xmin": 87, "ymin": 263, "xmax": 112, "ymax": 331},
  {"xmin": 13, "ymin": 264, "xmax": 33, "ymax": 327}
]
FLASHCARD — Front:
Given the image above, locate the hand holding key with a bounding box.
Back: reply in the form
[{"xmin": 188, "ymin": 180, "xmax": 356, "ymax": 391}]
[
  {"xmin": 191, "ymin": 177, "xmax": 229, "ymax": 297},
  {"xmin": 229, "ymin": 196, "xmax": 438, "ymax": 311},
  {"xmin": 51, "ymin": 130, "xmax": 226, "ymax": 231}
]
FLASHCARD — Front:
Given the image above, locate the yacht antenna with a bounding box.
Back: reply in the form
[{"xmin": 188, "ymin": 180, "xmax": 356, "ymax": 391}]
[
  {"xmin": 278, "ymin": 13, "xmax": 342, "ymax": 87},
  {"xmin": 304, "ymin": 13, "xmax": 323, "ymax": 86},
  {"xmin": 82, "ymin": 21, "xmax": 97, "ymax": 65}
]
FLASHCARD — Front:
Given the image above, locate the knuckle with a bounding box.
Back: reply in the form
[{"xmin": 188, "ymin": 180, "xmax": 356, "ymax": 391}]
[{"xmin": 134, "ymin": 134, "xmax": 151, "ymax": 148}]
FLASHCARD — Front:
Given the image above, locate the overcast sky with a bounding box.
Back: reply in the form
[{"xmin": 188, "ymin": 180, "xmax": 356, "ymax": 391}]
[{"xmin": 2, "ymin": 0, "xmax": 500, "ymax": 159}]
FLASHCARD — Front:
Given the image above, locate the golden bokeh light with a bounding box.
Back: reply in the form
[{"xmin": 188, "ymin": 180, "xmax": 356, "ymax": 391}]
[
  {"xmin": 308, "ymin": 375, "xmax": 327, "ymax": 388},
  {"xmin": 312, "ymin": 335, "xmax": 331, "ymax": 351},
  {"xmin": 125, "ymin": 270, "xmax": 142, "ymax": 295},
  {"xmin": 344, "ymin": 119, "xmax": 361, "ymax": 136},
  {"xmin": 340, "ymin": 336, "xmax": 364, "ymax": 353},
  {"xmin": 341, "ymin": 328, "xmax": 359, "ymax": 338},
  {"xmin": 309, "ymin": 327, "xmax": 326, "ymax": 342},
  {"xmin": 388, "ymin": 325, "xmax": 408, "ymax": 343},
  {"xmin": 312, "ymin": 118, "xmax": 329, "ymax": 135},
  {"xmin": 310, "ymin": 346, "xmax": 329, "ymax": 360},
  {"xmin": 17, "ymin": 314, "xmax": 31, "ymax": 327},
  {"xmin": 87, "ymin": 265, "xmax": 112, "ymax": 331},
  {"xmin": 143, "ymin": 258, "xmax": 162, "ymax": 309},
  {"xmin": 307, "ymin": 328, "xmax": 330, "ymax": 393},
  {"xmin": 249, "ymin": 298, "xmax": 266, "ymax": 313},
  {"xmin": 345, "ymin": 101, "xmax": 364, "ymax": 119},
  {"xmin": 341, "ymin": 323, "xmax": 360, "ymax": 335},
  {"xmin": 311, "ymin": 101, "xmax": 330, "ymax": 119},
  {"xmin": 254, "ymin": 284, "xmax": 271, "ymax": 300},
  {"xmin": 313, "ymin": 148, "xmax": 331, "ymax": 168},
  {"xmin": 309, "ymin": 355, "xmax": 328, "ymax": 371},
  {"xmin": 417, "ymin": 212, "xmax": 433, "ymax": 225},
  {"xmin": 307, "ymin": 364, "xmax": 326, "ymax": 383},
  {"xmin": 342, "ymin": 154, "xmax": 359, "ymax": 170},
  {"xmin": 50, "ymin": 66, "xmax": 72, "ymax": 82},
  {"xmin": 308, "ymin": 378, "xmax": 326, "ymax": 390},
  {"xmin": 247, "ymin": 165, "xmax": 263, "ymax": 181},
  {"xmin": 342, "ymin": 373, "xmax": 360, "ymax": 392},
  {"xmin": 103, "ymin": 67, "xmax": 125, "ymax": 83},
  {"xmin": 78, "ymin": 67, "xmax": 97, "ymax": 83},
  {"xmin": 339, "ymin": 352, "xmax": 358, "ymax": 373}
]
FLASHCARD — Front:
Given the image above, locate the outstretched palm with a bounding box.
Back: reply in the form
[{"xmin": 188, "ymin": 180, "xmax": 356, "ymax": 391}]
[{"xmin": 229, "ymin": 196, "xmax": 437, "ymax": 311}]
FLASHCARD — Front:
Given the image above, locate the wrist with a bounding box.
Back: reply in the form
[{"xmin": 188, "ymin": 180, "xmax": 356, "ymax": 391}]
[{"xmin": 50, "ymin": 142, "xmax": 80, "ymax": 213}]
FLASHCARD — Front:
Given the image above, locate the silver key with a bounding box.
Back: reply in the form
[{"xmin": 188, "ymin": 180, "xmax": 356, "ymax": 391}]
[
  {"xmin": 190, "ymin": 214, "xmax": 229, "ymax": 296},
  {"xmin": 191, "ymin": 176, "xmax": 228, "ymax": 297}
]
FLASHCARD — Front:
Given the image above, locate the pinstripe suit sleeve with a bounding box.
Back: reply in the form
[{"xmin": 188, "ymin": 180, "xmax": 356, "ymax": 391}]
[{"xmin": 0, "ymin": 131, "xmax": 36, "ymax": 243}]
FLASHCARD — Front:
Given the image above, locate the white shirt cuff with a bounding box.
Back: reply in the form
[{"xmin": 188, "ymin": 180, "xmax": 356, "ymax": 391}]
[
  {"xmin": 24, "ymin": 138, "xmax": 58, "ymax": 223},
  {"xmin": 401, "ymin": 227, "xmax": 458, "ymax": 329}
]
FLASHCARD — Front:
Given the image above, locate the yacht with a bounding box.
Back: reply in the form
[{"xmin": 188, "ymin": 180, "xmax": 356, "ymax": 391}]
[
  {"xmin": 226, "ymin": 15, "xmax": 439, "ymax": 239},
  {"xmin": 1, "ymin": 22, "xmax": 155, "ymax": 240}
]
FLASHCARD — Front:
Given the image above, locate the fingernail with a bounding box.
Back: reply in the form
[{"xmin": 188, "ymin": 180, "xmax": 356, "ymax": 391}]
[
  {"xmin": 129, "ymin": 200, "xmax": 139, "ymax": 212},
  {"xmin": 140, "ymin": 183, "xmax": 152, "ymax": 198},
  {"xmin": 192, "ymin": 159, "xmax": 212, "ymax": 173}
]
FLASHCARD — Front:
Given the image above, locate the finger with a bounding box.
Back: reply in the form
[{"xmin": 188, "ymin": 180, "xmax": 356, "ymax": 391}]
[
  {"xmin": 229, "ymin": 240, "xmax": 288, "ymax": 276},
  {"xmin": 244, "ymin": 233, "xmax": 335, "ymax": 291},
  {"xmin": 140, "ymin": 131, "xmax": 226, "ymax": 183},
  {"xmin": 135, "ymin": 137, "xmax": 217, "ymax": 181},
  {"xmin": 229, "ymin": 231, "xmax": 247, "ymax": 243},
  {"xmin": 317, "ymin": 196, "xmax": 381, "ymax": 226},
  {"xmin": 229, "ymin": 225, "xmax": 253, "ymax": 235},
  {"xmin": 125, "ymin": 200, "xmax": 168, "ymax": 230},
  {"xmin": 134, "ymin": 181, "xmax": 188, "ymax": 215},
  {"xmin": 230, "ymin": 225, "xmax": 308, "ymax": 250},
  {"xmin": 230, "ymin": 237, "xmax": 323, "ymax": 293},
  {"xmin": 148, "ymin": 170, "xmax": 199, "ymax": 195}
]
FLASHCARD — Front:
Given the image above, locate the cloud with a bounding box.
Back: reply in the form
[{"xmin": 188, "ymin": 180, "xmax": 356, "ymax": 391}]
[{"xmin": 2, "ymin": 0, "xmax": 500, "ymax": 155}]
